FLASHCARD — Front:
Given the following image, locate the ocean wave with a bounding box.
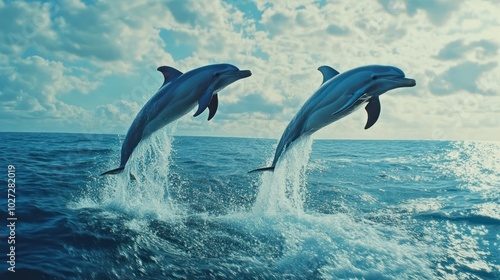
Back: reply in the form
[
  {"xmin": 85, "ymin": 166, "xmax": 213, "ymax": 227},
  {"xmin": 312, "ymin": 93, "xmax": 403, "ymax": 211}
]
[{"xmin": 2, "ymin": 133, "xmax": 499, "ymax": 279}]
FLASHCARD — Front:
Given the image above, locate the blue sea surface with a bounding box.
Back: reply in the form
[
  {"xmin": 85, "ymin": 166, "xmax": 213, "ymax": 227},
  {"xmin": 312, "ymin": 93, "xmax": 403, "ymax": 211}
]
[{"xmin": 0, "ymin": 131, "xmax": 499, "ymax": 279}]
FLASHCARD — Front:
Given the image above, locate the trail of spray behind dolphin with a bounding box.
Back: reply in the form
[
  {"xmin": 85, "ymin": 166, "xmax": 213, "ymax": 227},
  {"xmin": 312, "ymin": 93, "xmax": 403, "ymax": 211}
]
[
  {"xmin": 92, "ymin": 123, "xmax": 182, "ymax": 220},
  {"xmin": 252, "ymin": 136, "xmax": 314, "ymax": 216}
]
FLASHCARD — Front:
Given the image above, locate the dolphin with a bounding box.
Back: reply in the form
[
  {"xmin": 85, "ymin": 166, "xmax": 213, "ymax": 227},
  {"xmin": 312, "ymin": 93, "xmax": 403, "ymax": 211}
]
[
  {"xmin": 101, "ymin": 63, "xmax": 252, "ymax": 176},
  {"xmin": 249, "ymin": 65, "xmax": 416, "ymax": 173}
]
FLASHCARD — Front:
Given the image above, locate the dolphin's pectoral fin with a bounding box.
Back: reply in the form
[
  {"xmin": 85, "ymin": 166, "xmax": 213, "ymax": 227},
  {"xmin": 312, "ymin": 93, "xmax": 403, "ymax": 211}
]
[
  {"xmin": 318, "ymin": 65, "xmax": 340, "ymax": 84},
  {"xmin": 364, "ymin": 96, "xmax": 381, "ymax": 129},
  {"xmin": 157, "ymin": 66, "xmax": 183, "ymax": 89},
  {"xmin": 207, "ymin": 94, "xmax": 218, "ymax": 121},
  {"xmin": 194, "ymin": 89, "xmax": 215, "ymax": 117}
]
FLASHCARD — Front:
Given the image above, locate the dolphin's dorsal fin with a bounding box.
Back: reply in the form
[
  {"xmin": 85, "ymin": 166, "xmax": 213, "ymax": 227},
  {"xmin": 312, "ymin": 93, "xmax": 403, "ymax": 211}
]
[
  {"xmin": 318, "ymin": 66, "xmax": 340, "ymax": 84},
  {"xmin": 157, "ymin": 66, "xmax": 183, "ymax": 88},
  {"xmin": 207, "ymin": 94, "xmax": 218, "ymax": 121},
  {"xmin": 364, "ymin": 96, "xmax": 381, "ymax": 129}
]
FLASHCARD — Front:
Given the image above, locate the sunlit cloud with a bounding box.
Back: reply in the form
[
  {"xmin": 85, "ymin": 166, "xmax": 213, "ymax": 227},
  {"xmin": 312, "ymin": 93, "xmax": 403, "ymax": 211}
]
[{"xmin": 0, "ymin": 0, "xmax": 499, "ymax": 140}]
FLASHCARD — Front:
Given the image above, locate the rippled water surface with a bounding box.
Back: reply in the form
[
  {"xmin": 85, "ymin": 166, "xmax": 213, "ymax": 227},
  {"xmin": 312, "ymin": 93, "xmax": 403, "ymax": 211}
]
[{"xmin": 0, "ymin": 131, "xmax": 498, "ymax": 279}]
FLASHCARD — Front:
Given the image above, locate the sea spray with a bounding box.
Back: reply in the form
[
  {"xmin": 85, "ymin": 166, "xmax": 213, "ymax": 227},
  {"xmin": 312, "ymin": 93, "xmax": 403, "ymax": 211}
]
[
  {"xmin": 98, "ymin": 123, "xmax": 180, "ymax": 219},
  {"xmin": 22, "ymin": 133, "xmax": 495, "ymax": 279},
  {"xmin": 252, "ymin": 136, "xmax": 314, "ymax": 215}
]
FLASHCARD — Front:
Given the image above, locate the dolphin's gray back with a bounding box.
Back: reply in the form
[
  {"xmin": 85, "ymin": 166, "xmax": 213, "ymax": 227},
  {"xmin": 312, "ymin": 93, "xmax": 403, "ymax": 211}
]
[
  {"xmin": 117, "ymin": 66, "xmax": 217, "ymax": 167},
  {"xmin": 141, "ymin": 81, "xmax": 201, "ymax": 139},
  {"xmin": 119, "ymin": 80, "xmax": 184, "ymax": 166},
  {"xmin": 257, "ymin": 65, "xmax": 415, "ymax": 172},
  {"xmin": 270, "ymin": 73, "xmax": 362, "ymax": 167},
  {"xmin": 120, "ymin": 110, "xmax": 147, "ymax": 166},
  {"xmin": 270, "ymin": 111, "xmax": 309, "ymax": 167}
]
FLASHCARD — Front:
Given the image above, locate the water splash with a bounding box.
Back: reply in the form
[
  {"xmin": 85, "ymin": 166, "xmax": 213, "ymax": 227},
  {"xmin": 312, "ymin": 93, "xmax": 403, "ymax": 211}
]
[
  {"xmin": 252, "ymin": 136, "xmax": 313, "ymax": 216},
  {"xmin": 69, "ymin": 136, "xmax": 450, "ymax": 279},
  {"xmin": 77, "ymin": 123, "xmax": 181, "ymax": 220},
  {"xmin": 243, "ymin": 137, "xmax": 439, "ymax": 277}
]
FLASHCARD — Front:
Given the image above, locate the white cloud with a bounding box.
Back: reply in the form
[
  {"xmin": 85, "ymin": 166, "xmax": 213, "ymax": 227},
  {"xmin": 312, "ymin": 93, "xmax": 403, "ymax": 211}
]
[
  {"xmin": 436, "ymin": 39, "xmax": 498, "ymax": 60},
  {"xmin": 0, "ymin": 56, "xmax": 98, "ymax": 114},
  {"xmin": 430, "ymin": 62, "xmax": 498, "ymax": 95},
  {"xmin": 379, "ymin": 0, "xmax": 462, "ymax": 25},
  {"xmin": 0, "ymin": 0, "xmax": 499, "ymax": 140},
  {"xmin": 92, "ymin": 100, "xmax": 143, "ymax": 134}
]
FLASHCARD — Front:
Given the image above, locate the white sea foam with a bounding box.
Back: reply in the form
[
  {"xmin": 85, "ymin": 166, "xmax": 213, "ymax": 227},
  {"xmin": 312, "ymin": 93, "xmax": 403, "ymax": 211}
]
[
  {"xmin": 252, "ymin": 136, "xmax": 313, "ymax": 216},
  {"xmin": 73, "ymin": 123, "xmax": 182, "ymax": 220},
  {"xmin": 70, "ymin": 135, "xmax": 498, "ymax": 279}
]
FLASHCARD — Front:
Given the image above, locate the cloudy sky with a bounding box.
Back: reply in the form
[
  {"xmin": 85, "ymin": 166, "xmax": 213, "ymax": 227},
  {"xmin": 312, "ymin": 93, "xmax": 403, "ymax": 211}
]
[{"xmin": 1, "ymin": 0, "xmax": 499, "ymax": 141}]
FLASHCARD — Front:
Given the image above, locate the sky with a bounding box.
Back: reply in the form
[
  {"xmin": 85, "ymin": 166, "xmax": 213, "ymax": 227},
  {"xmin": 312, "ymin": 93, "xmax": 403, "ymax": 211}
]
[{"xmin": 0, "ymin": 0, "xmax": 499, "ymax": 141}]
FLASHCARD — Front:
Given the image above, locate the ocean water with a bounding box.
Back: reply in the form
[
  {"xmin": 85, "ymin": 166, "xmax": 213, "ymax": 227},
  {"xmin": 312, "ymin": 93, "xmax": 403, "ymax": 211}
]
[{"xmin": 0, "ymin": 131, "xmax": 498, "ymax": 279}]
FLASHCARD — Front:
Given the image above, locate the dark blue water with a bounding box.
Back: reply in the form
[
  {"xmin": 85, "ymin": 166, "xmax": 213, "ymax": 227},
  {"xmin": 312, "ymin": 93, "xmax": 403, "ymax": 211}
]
[{"xmin": 0, "ymin": 130, "xmax": 499, "ymax": 279}]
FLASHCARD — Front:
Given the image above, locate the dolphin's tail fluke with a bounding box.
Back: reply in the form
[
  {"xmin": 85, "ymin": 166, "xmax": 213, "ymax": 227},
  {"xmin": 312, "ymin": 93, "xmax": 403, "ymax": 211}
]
[
  {"xmin": 248, "ymin": 166, "xmax": 275, "ymax": 173},
  {"xmin": 100, "ymin": 166, "xmax": 125, "ymax": 176}
]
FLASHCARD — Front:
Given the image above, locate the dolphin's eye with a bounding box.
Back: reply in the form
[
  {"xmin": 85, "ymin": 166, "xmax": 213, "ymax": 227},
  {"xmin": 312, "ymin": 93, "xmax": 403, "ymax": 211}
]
[
  {"xmin": 371, "ymin": 74, "xmax": 378, "ymax": 80},
  {"xmin": 214, "ymin": 72, "xmax": 221, "ymax": 77}
]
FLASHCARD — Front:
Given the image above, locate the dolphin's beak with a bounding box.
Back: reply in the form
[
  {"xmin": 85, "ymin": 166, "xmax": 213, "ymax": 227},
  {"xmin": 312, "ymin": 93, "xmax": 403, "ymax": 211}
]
[
  {"xmin": 386, "ymin": 76, "xmax": 416, "ymax": 87},
  {"xmin": 220, "ymin": 69, "xmax": 252, "ymax": 83},
  {"xmin": 226, "ymin": 69, "xmax": 252, "ymax": 79},
  {"xmin": 241, "ymin": 69, "xmax": 252, "ymax": 76}
]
